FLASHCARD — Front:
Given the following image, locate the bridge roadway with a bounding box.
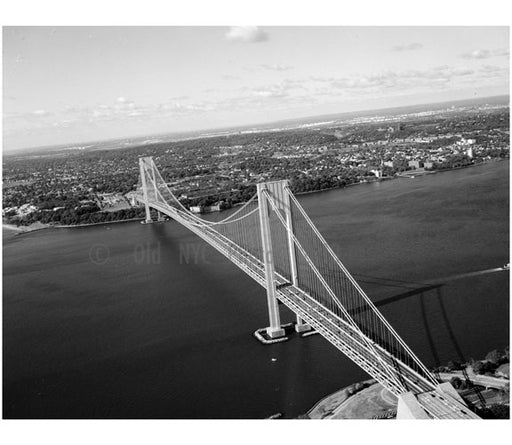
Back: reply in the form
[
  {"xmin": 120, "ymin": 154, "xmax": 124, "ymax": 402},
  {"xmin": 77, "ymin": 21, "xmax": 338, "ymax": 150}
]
[{"xmin": 148, "ymin": 199, "xmax": 479, "ymax": 419}]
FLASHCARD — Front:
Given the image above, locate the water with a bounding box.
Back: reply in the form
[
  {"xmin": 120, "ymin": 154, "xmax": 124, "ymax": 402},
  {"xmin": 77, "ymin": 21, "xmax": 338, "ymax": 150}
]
[{"xmin": 3, "ymin": 161, "xmax": 509, "ymax": 418}]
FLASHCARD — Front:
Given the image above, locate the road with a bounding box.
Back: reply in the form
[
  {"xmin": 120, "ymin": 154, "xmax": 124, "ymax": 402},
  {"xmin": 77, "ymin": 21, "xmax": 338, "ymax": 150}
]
[{"xmin": 438, "ymin": 371, "xmax": 509, "ymax": 390}]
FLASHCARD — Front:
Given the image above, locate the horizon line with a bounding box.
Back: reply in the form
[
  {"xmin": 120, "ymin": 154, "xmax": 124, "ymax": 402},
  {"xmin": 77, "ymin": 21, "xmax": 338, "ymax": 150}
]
[{"xmin": 4, "ymin": 93, "xmax": 509, "ymax": 155}]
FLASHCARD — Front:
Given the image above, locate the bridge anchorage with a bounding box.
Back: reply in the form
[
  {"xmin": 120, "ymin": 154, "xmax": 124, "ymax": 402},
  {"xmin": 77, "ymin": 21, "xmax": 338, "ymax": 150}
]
[{"xmin": 137, "ymin": 156, "xmax": 480, "ymax": 419}]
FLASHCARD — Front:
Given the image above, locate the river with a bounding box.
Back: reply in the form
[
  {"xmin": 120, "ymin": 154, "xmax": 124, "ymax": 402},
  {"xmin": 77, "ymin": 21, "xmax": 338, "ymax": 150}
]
[{"xmin": 2, "ymin": 161, "xmax": 509, "ymax": 418}]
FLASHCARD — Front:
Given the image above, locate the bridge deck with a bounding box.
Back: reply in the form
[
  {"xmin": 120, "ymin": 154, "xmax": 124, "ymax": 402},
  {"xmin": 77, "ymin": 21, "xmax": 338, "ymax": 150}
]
[{"xmin": 147, "ymin": 200, "xmax": 479, "ymax": 419}]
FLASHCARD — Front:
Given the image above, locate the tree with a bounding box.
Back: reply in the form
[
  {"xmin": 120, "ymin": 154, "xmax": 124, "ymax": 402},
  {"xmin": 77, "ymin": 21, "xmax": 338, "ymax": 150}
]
[
  {"xmin": 447, "ymin": 360, "xmax": 463, "ymax": 371},
  {"xmin": 472, "ymin": 360, "xmax": 497, "ymax": 375},
  {"xmin": 478, "ymin": 404, "xmax": 510, "ymax": 419},
  {"xmin": 450, "ymin": 377, "xmax": 462, "ymax": 390},
  {"xmin": 486, "ymin": 349, "xmax": 505, "ymax": 365}
]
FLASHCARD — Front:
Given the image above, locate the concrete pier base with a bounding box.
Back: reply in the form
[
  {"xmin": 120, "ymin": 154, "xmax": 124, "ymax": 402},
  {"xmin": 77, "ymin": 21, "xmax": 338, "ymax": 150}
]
[
  {"xmin": 397, "ymin": 383, "xmax": 476, "ymax": 419},
  {"xmin": 254, "ymin": 327, "xmax": 288, "ymax": 345},
  {"xmin": 397, "ymin": 392, "xmax": 430, "ymax": 419},
  {"xmin": 295, "ymin": 322, "xmax": 312, "ymax": 333},
  {"xmin": 266, "ymin": 327, "xmax": 286, "ymax": 338}
]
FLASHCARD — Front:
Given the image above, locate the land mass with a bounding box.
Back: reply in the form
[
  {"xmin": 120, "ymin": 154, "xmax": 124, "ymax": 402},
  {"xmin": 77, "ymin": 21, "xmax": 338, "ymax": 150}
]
[
  {"xmin": 304, "ymin": 347, "xmax": 510, "ymax": 419},
  {"xmin": 3, "ymin": 95, "xmax": 509, "ymax": 228}
]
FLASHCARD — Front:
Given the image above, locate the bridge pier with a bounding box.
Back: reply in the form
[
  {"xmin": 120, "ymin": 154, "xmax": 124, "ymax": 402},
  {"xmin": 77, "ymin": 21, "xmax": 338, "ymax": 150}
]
[{"xmin": 295, "ymin": 318, "xmax": 311, "ymax": 333}]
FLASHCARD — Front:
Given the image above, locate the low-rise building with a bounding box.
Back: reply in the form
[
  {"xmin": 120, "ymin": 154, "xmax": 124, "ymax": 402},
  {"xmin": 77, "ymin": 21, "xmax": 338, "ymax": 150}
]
[{"xmin": 408, "ymin": 160, "xmax": 423, "ymax": 169}]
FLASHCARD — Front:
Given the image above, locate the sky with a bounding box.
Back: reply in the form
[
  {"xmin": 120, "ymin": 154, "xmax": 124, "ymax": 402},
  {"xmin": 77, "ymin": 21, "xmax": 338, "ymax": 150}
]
[{"xmin": 2, "ymin": 26, "xmax": 510, "ymax": 150}]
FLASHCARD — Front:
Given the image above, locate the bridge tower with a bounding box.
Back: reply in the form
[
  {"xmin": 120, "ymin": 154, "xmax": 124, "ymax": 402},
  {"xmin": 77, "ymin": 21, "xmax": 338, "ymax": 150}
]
[
  {"xmin": 139, "ymin": 157, "xmax": 153, "ymax": 224},
  {"xmin": 257, "ymin": 180, "xmax": 311, "ymax": 338}
]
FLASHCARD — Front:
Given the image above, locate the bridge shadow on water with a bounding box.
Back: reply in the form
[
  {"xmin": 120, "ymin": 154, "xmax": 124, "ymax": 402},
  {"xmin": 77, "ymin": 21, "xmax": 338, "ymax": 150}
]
[
  {"xmin": 152, "ymin": 220, "xmax": 467, "ymax": 370},
  {"xmin": 354, "ymin": 274, "xmax": 467, "ymax": 368}
]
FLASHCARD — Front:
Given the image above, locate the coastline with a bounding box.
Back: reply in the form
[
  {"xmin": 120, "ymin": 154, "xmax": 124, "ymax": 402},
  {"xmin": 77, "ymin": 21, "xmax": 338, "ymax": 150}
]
[
  {"xmin": 2, "ymin": 217, "xmax": 145, "ymax": 238},
  {"xmin": 294, "ymin": 177, "xmax": 392, "ymax": 197},
  {"xmin": 2, "ymin": 221, "xmax": 50, "ymax": 236},
  {"xmin": 294, "ymin": 158, "xmax": 504, "ymax": 197},
  {"xmin": 308, "ymin": 347, "xmax": 510, "ymax": 419},
  {"xmin": 54, "ymin": 217, "xmax": 144, "ymax": 228},
  {"xmin": 3, "ymin": 159, "xmax": 506, "ymax": 234}
]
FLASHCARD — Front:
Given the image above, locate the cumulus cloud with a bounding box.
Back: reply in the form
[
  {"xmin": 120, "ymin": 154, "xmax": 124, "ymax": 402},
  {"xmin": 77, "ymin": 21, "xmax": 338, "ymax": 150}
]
[
  {"xmin": 460, "ymin": 48, "xmax": 509, "ymax": 59},
  {"xmin": 461, "ymin": 49, "xmax": 492, "ymax": 59},
  {"xmin": 494, "ymin": 48, "xmax": 510, "ymax": 57},
  {"xmin": 225, "ymin": 26, "xmax": 268, "ymax": 43},
  {"xmin": 248, "ymin": 79, "xmax": 304, "ymax": 99},
  {"xmin": 392, "ymin": 42, "xmax": 423, "ymax": 52},
  {"xmin": 310, "ymin": 64, "xmax": 507, "ymax": 98},
  {"xmin": 8, "ymin": 60, "xmax": 507, "ymax": 138},
  {"xmin": 222, "ymin": 74, "xmax": 240, "ymax": 80},
  {"xmin": 259, "ymin": 64, "xmax": 293, "ymax": 72},
  {"xmin": 252, "ymin": 87, "xmax": 287, "ymax": 98}
]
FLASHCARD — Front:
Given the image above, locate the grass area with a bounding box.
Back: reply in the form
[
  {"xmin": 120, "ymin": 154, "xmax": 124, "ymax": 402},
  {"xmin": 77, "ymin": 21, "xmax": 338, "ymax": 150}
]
[
  {"xmin": 308, "ymin": 379, "xmax": 376, "ymax": 419},
  {"xmin": 330, "ymin": 383, "xmax": 397, "ymax": 419}
]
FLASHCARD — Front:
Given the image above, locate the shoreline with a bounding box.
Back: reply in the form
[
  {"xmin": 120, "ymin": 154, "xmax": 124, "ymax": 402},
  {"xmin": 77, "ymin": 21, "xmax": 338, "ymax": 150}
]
[
  {"xmin": 294, "ymin": 158, "xmax": 505, "ymax": 197},
  {"xmin": 2, "ymin": 217, "xmax": 145, "ymax": 237},
  {"xmin": 294, "ymin": 176, "xmax": 393, "ymax": 197},
  {"xmin": 307, "ymin": 379, "xmax": 374, "ymax": 416},
  {"xmin": 3, "ymin": 159, "xmax": 506, "ymax": 234},
  {"xmin": 308, "ymin": 347, "xmax": 510, "ymax": 419},
  {"xmin": 54, "ymin": 217, "xmax": 145, "ymax": 228},
  {"xmin": 2, "ymin": 221, "xmax": 50, "ymax": 236}
]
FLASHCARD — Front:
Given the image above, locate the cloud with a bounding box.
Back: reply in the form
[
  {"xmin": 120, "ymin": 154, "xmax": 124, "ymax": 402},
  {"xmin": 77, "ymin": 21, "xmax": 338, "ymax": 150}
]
[
  {"xmin": 248, "ymin": 79, "xmax": 304, "ymax": 99},
  {"xmin": 7, "ymin": 61, "xmax": 507, "ymax": 139},
  {"xmin": 494, "ymin": 48, "xmax": 510, "ymax": 57},
  {"xmin": 168, "ymin": 95, "xmax": 190, "ymax": 101},
  {"xmin": 225, "ymin": 26, "xmax": 268, "ymax": 43},
  {"xmin": 460, "ymin": 48, "xmax": 509, "ymax": 59},
  {"xmin": 222, "ymin": 74, "xmax": 240, "ymax": 80},
  {"xmin": 252, "ymin": 87, "xmax": 287, "ymax": 98},
  {"xmin": 310, "ymin": 64, "xmax": 507, "ymax": 98},
  {"xmin": 259, "ymin": 64, "xmax": 293, "ymax": 72},
  {"xmin": 392, "ymin": 42, "xmax": 423, "ymax": 52},
  {"xmin": 461, "ymin": 49, "xmax": 492, "ymax": 59}
]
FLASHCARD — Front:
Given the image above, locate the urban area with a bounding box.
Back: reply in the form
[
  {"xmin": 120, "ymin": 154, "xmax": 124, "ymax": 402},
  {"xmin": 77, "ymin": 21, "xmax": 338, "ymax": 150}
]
[{"xmin": 3, "ymin": 101, "xmax": 509, "ymax": 228}]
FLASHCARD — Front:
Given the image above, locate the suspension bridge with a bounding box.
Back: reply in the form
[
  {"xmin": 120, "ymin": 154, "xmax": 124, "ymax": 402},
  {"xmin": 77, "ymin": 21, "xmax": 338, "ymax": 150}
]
[{"xmin": 136, "ymin": 156, "xmax": 480, "ymax": 419}]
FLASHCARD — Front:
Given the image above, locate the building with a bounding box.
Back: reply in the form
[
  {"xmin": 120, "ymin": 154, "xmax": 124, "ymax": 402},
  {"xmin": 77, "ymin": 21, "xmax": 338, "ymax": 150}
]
[
  {"xmin": 189, "ymin": 204, "xmax": 221, "ymax": 214},
  {"xmin": 408, "ymin": 160, "xmax": 423, "ymax": 169}
]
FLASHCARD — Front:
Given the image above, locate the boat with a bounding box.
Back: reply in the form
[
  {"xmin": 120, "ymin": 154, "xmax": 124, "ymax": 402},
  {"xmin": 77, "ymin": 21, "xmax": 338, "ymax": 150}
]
[{"xmin": 502, "ymin": 263, "xmax": 509, "ymax": 270}]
